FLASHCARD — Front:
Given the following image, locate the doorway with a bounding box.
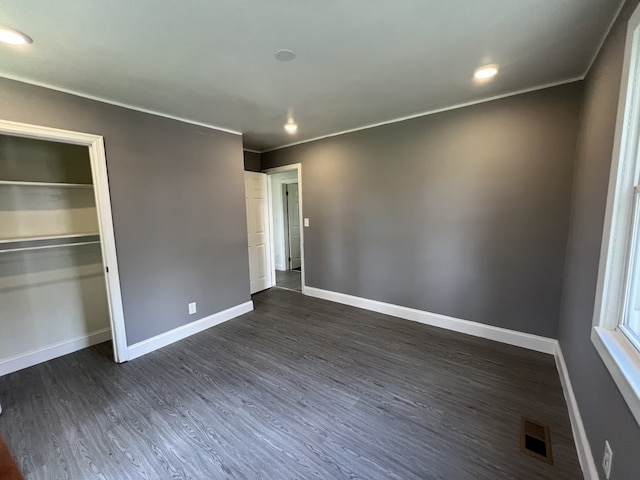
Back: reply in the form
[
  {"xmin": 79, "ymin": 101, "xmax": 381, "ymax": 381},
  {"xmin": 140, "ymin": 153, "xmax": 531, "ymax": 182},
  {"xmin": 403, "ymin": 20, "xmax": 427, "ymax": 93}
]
[
  {"xmin": 264, "ymin": 164, "xmax": 305, "ymax": 293},
  {"xmin": 0, "ymin": 119, "xmax": 128, "ymax": 372}
]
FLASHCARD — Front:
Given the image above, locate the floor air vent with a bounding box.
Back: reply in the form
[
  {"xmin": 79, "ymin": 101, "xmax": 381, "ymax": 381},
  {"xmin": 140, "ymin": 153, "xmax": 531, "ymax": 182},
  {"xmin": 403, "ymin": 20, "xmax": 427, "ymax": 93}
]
[{"xmin": 520, "ymin": 417, "xmax": 553, "ymax": 464}]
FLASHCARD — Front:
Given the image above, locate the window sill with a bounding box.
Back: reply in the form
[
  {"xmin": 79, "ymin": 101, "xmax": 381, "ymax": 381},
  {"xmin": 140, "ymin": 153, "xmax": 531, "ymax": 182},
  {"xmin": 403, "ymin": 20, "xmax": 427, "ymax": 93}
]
[{"xmin": 592, "ymin": 326, "xmax": 640, "ymax": 424}]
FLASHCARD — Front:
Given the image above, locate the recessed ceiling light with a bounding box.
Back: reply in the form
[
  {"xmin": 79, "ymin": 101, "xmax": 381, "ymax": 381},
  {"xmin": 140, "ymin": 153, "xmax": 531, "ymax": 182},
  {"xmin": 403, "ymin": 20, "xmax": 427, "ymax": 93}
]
[
  {"xmin": 474, "ymin": 65, "xmax": 498, "ymax": 80},
  {"xmin": 0, "ymin": 26, "xmax": 33, "ymax": 46},
  {"xmin": 284, "ymin": 121, "xmax": 298, "ymax": 133},
  {"xmin": 275, "ymin": 49, "xmax": 296, "ymax": 62}
]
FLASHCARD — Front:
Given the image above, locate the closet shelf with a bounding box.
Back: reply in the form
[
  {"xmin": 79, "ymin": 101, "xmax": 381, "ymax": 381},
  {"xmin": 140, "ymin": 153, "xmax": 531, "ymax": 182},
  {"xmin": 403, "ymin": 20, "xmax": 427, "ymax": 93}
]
[
  {"xmin": 0, "ymin": 240, "xmax": 100, "ymax": 254},
  {"xmin": 0, "ymin": 233, "xmax": 100, "ymax": 254},
  {"xmin": 0, "ymin": 180, "xmax": 93, "ymax": 189},
  {"xmin": 0, "ymin": 232, "xmax": 100, "ymax": 245}
]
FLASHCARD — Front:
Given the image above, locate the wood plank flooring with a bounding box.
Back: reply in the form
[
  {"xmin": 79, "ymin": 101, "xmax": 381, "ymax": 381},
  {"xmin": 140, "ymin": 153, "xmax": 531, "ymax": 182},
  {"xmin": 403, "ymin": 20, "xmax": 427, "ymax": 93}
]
[{"xmin": 0, "ymin": 288, "xmax": 581, "ymax": 479}]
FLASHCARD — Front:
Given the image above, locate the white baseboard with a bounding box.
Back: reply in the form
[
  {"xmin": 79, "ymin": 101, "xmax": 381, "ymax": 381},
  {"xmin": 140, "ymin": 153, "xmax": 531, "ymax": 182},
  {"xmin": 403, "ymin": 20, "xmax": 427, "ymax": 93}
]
[
  {"xmin": 304, "ymin": 286, "xmax": 557, "ymax": 354},
  {"xmin": 555, "ymin": 345, "xmax": 599, "ymax": 480},
  {"xmin": 304, "ymin": 286, "xmax": 595, "ymax": 478},
  {"xmin": 0, "ymin": 328, "xmax": 112, "ymax": 377},
  {"xmin": 127, "ymin": 301, "xmax": 254, "ymax": 360}
]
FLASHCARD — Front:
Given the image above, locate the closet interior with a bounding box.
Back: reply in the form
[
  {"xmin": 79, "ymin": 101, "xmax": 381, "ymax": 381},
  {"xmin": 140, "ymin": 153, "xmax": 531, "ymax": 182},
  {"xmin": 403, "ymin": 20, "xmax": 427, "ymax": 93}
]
[{"xmin": 0, "ymin": 134, "xmax": 111, "ymax": 373}]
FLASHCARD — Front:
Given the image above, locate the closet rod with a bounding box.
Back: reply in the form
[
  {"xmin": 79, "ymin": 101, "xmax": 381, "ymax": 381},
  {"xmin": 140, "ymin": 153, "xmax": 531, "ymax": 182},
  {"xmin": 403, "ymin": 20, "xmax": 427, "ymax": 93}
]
[{"xmin": 0, "ymin": 240, "xmax": 100, "ymax": 254}]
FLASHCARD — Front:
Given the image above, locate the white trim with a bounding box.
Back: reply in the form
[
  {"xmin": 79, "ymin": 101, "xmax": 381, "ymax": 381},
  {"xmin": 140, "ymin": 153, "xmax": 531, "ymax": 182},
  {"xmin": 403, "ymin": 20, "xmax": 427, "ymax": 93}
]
[
  {"xmin": 0, "ymin": 74, "xmax": 242, "ymax": 136},
  {"xmin": 243, "ymin": 148, "xmax": 261, "ymax": 154},
  {"xmin": 259, "ymin": 77, "xmax": 583, "ymax": 153},
  {"xmin": 583, "ymin": 0, "xmax": 628, "ymax": 78},
  {"xmin": 555, "ymin": 345, "xmax": 599, "ymax": 480},
  {"xmin": 592, "ymin": 327, "xmax": 640, "ymax": 424},
  {"xmin": 265, "ymin": 173, "xmax": 279, "ymax": 286},
  {"xmin": 127, "ymin": 301, "xmax": 254, "ymax": 360},
  {"xmin": 0, "ymin": 118, "xmax": 103, "ymax": 144},
  {"xmin": 304, "ymin": 286, "xmax": 557, "ymax": 354},
  {"xmin": 0, "ymin": 119, "xmax": 129, "ymax": 363},
  {"xmin": 88, "ymin": 136, "xmax": 129, "ymax": 362},
  {"xmin": 263, "ymin": 164, "xmax": 306, "ymax": 293},
  {"xmin": 0, "ymin": 328, "xmax": 111, "ymax": 377}
]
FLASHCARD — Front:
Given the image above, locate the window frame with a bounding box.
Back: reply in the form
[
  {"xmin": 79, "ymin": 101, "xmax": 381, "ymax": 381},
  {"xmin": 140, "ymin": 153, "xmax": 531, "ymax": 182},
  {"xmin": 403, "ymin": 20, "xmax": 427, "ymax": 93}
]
[{"xmin": 592, "ymin": 3, "xmax": 640, "ymax": 425}]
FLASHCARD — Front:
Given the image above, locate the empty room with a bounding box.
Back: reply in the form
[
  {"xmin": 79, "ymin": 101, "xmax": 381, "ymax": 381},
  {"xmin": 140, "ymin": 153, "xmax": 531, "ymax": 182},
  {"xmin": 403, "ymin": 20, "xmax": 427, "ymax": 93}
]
[{"xmin": 1, "ymin": 1, "xmax": 639, "ymax": 479}]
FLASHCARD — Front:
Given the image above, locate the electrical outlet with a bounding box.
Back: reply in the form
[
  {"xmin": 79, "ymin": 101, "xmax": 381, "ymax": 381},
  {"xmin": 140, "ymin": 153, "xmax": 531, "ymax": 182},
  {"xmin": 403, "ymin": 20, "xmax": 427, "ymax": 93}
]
[
  {"xmin": 304, "ymin": 218, "xmax": 310, "ymax": 227},
  {"xmin": 188, "ymin": 302, "xmax": 197, "ymax": 315},
  {"xmin": 603, "ymin": 440, "xmax": 613, "ymax": 479}
]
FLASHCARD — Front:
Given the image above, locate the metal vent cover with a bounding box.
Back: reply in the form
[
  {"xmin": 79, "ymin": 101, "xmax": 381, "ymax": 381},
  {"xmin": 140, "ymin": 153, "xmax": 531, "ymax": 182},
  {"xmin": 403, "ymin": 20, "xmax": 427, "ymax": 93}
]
[{"xmin": 521, "ymin": 417, "xmax": 553, "ymax": 465}]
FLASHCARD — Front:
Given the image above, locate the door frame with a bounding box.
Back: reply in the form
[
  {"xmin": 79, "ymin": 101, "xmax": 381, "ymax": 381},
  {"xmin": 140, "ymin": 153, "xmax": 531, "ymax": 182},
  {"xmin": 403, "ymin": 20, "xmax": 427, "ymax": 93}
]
[
  {"xmin": 263, "ymin": 164, "xmax": 305, "ymax": 293},
  {"xmin": 282, "ymin": 180, "xmax": 299, "ymax": 271},
  {"xmin": 0, "ymin": 119, "xmax": 129, "ymax": 363}
]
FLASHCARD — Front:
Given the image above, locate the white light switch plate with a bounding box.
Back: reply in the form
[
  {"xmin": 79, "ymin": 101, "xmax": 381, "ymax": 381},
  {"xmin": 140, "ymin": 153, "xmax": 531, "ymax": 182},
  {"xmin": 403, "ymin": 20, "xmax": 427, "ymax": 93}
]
[
  {"xmin": 188, "ymin": 302, "xmax": 197, "ymax": 315},
  {"xmin": 304, "ymin": 218, "xmax": 310, "ymax": 227}
]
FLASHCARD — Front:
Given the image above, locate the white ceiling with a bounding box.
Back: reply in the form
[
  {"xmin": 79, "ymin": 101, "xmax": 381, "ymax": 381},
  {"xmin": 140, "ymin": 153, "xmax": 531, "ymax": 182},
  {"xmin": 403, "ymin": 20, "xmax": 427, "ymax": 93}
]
[{"xmin": 0, "ymin": 1, "xmax": 624, "ymax": 152}]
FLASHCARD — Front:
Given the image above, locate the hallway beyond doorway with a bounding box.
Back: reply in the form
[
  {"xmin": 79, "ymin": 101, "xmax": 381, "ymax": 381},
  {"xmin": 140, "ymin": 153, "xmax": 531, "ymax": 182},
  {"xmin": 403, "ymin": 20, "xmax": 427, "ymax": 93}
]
[{"xmin": 276, "ymin": 269, "xmax": 301, "ymax": 291}]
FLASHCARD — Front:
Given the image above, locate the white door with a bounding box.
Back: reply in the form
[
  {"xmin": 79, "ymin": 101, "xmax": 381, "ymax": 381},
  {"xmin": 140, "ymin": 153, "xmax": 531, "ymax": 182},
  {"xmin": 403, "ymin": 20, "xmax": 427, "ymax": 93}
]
[
  {"xmin": 245, "ymin": 172, "xmax": 272, "ymax": 294},
  {"xmin": 286, "ymin": 183, "xmax": 301, "ymax": 270}
]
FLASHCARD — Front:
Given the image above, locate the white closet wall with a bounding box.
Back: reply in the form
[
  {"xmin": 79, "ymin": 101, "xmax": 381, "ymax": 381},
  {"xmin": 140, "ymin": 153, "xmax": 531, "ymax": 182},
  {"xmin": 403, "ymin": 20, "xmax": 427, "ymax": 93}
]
[{"xmin": 0, "ymin": 135, "xmax": 110, "ymax": 368}]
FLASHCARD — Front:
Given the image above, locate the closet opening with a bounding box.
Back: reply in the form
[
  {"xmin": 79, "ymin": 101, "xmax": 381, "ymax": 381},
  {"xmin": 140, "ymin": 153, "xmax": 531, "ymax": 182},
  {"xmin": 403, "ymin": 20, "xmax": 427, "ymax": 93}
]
[{"xmin": 0, "ymin": 120, "xmax": 128, "ymax": 380}]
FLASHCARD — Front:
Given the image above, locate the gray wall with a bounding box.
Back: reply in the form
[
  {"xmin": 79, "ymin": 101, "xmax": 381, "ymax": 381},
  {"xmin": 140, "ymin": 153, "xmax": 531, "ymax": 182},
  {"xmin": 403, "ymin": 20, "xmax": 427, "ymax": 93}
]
[
  {"xmin": 558, "ymin": 1, "xmax": 640, "ymax": 478},
  {"xmin": 243, "ymin": 150, "xmax": 262, "ymax": 172},
  {"xmin": 263, "ymin": 83, "xmax": 581, "ymax": 338},
  {"xmin": 0, "ymin": 77, "xmax": 251, "ymax": 345}
]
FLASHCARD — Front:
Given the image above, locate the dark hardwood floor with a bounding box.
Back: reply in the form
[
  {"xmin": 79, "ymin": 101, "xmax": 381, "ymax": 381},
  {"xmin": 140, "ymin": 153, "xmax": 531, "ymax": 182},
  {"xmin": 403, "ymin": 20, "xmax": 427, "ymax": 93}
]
[{"xmin": 0, "ymin": 288, "xmax": 581, "ymax": 479}]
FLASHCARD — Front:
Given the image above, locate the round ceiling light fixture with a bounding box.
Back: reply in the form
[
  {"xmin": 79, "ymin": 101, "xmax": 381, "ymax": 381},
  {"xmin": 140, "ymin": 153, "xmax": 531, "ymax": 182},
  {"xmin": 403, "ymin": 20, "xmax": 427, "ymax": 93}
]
[
  {"xmin": 0, "ymin": 26, "xmax": 33, "ymax": 46},
  {"xmin": 474, "ymin": 64, "xmax": 499, "ymax": 80},
  {"xmin": 275, "ymin": 49, "xmax": 296, "ymax": 62},
  {"xmin": 284, "ymin": 121, "xmax": 298, "ymax": 134}
]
